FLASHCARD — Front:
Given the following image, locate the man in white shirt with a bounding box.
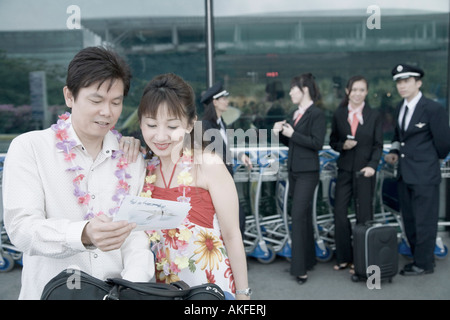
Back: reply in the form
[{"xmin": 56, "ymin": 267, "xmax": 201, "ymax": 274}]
[{"xmin": 2, "ymin": 47, "xmax": 154, "ymax": 299}]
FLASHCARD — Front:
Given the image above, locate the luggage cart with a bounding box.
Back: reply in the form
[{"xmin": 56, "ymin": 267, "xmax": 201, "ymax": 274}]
[
  {"xmin": 235, "ymin": 147, "xmax": 290, "ymax": 264},
  {"xmin": 0, "ymin": 155, "xmax": 23, "ymax": 272},
  {"xmin": 379, "ymin": 152, "xmax": 449, "ymax": 259},
  {"xmin": 312, "ymin": 149, "xmax": 339, "ymax": 262}
]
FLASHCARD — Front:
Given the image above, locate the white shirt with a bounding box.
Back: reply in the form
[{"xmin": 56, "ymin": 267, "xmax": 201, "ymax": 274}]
[
  {"xmin": 216, "ymin": 117, "xmax": 228, "ymax": 146},
  {"xmin": 292, "ymin": 101, "xmax": 313, "ymax": 122},
  {"xmin": 2, "ymin": 122, "xmax": 154, "ymax": 299},
  {"xmin": 398, "ymin": 91, "xmax": 422, "ymax": 131}
]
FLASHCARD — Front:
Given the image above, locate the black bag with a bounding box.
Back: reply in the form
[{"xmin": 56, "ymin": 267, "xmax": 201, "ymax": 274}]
[
  {"xmin": 41, "ymin": 269, "xmax": 225, "ymax": 300},
  {"xmin": 352, "ymin": 222, "xmax": 398, "ymax": 283},
  {"xmin": 351, "ymin": 172, "xmax": 398, "ymax": 283}
]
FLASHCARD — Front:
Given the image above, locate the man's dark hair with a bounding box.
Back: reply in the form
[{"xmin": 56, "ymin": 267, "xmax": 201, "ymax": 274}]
[{"xmin": 66, "ymin": 46, "xmax": 132, "ymax": 100}]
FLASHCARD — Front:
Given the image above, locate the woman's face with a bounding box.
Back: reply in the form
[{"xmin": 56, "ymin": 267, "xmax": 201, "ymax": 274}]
[
  {"xmin": 289, "ymin": 86, "xmax": 305, "ymax": 105},
  {"xmin": 213, "ymin": 96, "xmax": 229, "ymax": 115},
  {"xmin": 346, "ymin": 80, "xmax": 368, "ymax": 108},
  {"xmin": 140, "ymin": 103, "xmax": 191, "ymax": 161}
]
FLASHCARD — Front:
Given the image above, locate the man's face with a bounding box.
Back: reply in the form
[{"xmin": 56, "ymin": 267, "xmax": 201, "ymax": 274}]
[
  {"xmin": 396, "ymin": 77, "xmax": 422, "ymax": 102},
  {"xmin": 64, "ymin": 79, "xmax": 124, "ymax": 142}
]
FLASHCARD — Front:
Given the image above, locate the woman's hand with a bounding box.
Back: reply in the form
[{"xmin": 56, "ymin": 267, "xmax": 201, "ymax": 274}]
[
  {"xmin": 119, "ymin": 136, "xmax": 145, "ymax": 163},
  {"xmin": 360, "ymin": 167, "xmax": 375, "ymax": 178},
  {"xmin": 343, "ymin": 139, "xmax": 358, "ymax": 150},
  {"xmin": 280, "ymin": 123, "xmax": 294, "ymax": 138},
  {"xmin": 272, "ymin": 120, "xmax": 286, "ymax": 136}
]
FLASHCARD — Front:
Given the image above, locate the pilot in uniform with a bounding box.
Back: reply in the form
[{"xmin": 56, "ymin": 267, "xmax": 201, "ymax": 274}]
[
  {"xmin": 386, "ymin": 64, "xmax": 450, "ymax": 275},
  {"xmin": 201, "ymin": 82, "xmax": 251, "ymax": 235}
]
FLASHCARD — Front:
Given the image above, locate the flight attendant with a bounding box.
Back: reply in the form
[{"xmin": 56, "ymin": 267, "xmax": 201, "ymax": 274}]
[
  {"xmin": 329, "ymin": 75, "xmax": 383, "ymax": 272},
  {"xmin": 273, "ymin": 73, "xmax": 326, "ymax": 284}
]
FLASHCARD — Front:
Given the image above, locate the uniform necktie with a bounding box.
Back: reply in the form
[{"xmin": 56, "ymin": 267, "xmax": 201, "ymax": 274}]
[
  {"xmin": 350, "ymin": 112, "xmax": 359, "ymax": 137},
  {"xmin": 294, "ymin": 112, "xmax": 303, "ymax": 126},
  {"xmin": 401, "ymin": 105, "xmax": 409, "ymax": 132},
  {"xmin": 218, "ymin": 119, "xmax": 228, "ymax": 145}
]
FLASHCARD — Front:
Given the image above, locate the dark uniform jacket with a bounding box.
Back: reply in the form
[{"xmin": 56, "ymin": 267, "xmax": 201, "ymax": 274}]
[
  {"xmin": 390, "ymin": 95, "xmax": 450, "ymax": 185},
  {"xmin": 202, "ymin": 118, "xmax": 233, "ymax": 176},
  {"xmin": 280, "ymin": 104, "xmax": 326, "ymax": 173},
  {"xmin": 329, "ymin": 104, "xmax": 383, "ymax": 172}
]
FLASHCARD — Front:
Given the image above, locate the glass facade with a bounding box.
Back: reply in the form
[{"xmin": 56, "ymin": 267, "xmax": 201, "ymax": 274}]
[{"xmin": 213, "ymin": 11, "xmax": 449, "ymax": 145}]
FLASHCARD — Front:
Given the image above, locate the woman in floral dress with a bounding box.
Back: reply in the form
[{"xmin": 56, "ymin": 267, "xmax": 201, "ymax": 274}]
[{"xmin": 136, "ymin": 73, "xmax": 250, "ymax": 300}]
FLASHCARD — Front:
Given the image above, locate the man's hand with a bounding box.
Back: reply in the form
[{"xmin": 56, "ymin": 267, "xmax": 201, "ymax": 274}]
[
  {"xmin": 81, "ymin": 214, "xmax": 136, "ymax": 252},
  {"xmin": 385, "ymin": 153, "xmax": 399, "ymax": 165}
]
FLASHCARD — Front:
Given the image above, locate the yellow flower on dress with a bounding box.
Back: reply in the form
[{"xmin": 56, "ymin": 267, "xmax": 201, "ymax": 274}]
[
  {"xmin": 177, "ymin": 228, "xmax": 193, "ymax": 242},
  {"xmin": 174, "ymin": 256, "xmax": 190, "ymax": 269},
  {"xmin": 193, "ymin": 230, "xmax": 223, "ymax": 270},
  {"xmin": 177, "ymin": 170, "xmax": 193, "ymax": 186}
]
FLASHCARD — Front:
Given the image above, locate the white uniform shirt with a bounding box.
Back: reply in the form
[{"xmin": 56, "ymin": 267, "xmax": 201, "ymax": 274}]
[
  {"xmin": 2, "ymin": 121, "xmax": 154, "ymax": 299},
  {"xmin": 398, "ymin": 91, "xmax": 422, "ymax": 131}
]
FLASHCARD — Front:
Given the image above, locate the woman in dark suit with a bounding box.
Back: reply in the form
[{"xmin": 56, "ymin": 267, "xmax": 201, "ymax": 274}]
[
  {"xmin": 329, "ymin": 75, "xmax": 383, "ymax": 271},
  {"xmin": 273, "ymin": 73, "xmax": 326, "ymax": 284}
]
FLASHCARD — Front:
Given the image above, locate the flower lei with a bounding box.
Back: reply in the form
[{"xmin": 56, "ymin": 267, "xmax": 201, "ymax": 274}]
[
  {"xmin": 140, "ymin": 149, "xmax": 194, "ymax": 279},
  {"xmin": 52, "ymin": 112, "xmax": 131, "ymax": 220},
  {"xmin": 139, "ymin": 149, "xmax": 193, "ymax": 203}
]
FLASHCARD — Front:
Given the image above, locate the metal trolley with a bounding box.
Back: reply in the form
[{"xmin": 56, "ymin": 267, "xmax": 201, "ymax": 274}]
[
  {"xmin": 234, "ymin": 147, "xmax": 291, "ymax": 264},
  {"xmin": 312, "ymin": 149, "xmax": 340, "ymax": 262},
  {"xmin": 1, "ymin": 155, "xmax": 23, "ymax": 272}
]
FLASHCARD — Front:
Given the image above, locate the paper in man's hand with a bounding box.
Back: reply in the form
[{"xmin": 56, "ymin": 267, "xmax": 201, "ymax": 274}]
[{"xmin": 114, "ymin": 195, "xmax": 191, "ymax": 231}]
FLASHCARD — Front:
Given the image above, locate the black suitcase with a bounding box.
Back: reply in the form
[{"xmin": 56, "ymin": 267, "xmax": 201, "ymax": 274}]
[
  {"xmin": 351, "ymin": 172, "xmax": 398, "ymax": 283},
  {"xmin": 352, "ymin": 222, "xmax": 398, "ymax": 282}
]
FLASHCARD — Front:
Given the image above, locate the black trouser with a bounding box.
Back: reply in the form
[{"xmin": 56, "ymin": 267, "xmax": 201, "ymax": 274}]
[
  {"xmin": 398, "ymin": 179, "xmax": 439, "ymax": 271},
  {"xmin": 333, "ymin": 169, "xmax": 375, "ymax": 264},
  {"xmin": 289, "ymin": 171, "xmax": 319, "ymax": 277}
]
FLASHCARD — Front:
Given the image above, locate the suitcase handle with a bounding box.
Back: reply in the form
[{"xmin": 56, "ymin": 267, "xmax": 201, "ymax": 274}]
[{"xmin": 105, "ymin": 278, "xmax": 190, "ymax": 300}]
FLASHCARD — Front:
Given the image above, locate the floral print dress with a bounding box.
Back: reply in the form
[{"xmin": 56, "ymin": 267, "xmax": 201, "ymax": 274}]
[{"xmin": 147, "ymin": 186, "xmax": 235, "ymax": 296}]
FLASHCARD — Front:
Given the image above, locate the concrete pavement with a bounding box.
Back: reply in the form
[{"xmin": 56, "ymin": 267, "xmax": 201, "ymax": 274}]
[{"xmin": 1, "ymin": 232, "xmax": 449, "ymax": 300}]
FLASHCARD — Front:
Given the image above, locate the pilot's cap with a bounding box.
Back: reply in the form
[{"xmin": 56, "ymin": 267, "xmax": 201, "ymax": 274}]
[
  {"xmin": 200, "ymin": 81, "xmax": 229, "ymax": 104},
  {"xmin": 392, "ymin": 64, "xmax": 424, "ymax": 81}
]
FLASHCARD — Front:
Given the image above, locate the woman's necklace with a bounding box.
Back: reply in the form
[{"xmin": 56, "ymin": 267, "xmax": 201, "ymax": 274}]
[
  {"xmin": 52, "ymin": 112, "xmax": 131, "ymax": 220},
  {"xmin": 140, "ymin": 149, "xmax": 193, "ymax": 203}
]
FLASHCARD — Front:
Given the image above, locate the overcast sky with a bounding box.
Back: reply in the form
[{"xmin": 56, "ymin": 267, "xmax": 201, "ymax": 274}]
[{"xmin": 0, "ymin": 0, "xmax": 448, "ymax": 31}]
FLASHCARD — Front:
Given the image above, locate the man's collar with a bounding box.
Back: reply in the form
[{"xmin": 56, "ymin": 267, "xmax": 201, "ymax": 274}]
[{"xmin": 56, "ymin": 116, "xmax": 118, "ymax": 156}]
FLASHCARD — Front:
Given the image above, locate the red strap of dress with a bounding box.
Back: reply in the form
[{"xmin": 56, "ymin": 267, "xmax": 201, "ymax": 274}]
[{"xmin": 159, "ymin": 157, "xmax": 181, "ymax": 189}]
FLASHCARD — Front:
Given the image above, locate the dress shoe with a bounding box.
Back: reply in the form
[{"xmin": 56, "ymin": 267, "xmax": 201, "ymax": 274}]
[
  {"xmin": 399, "ymin": 263, "xmax": 433, "ymax": 276},
  {"xmin": 296, "ymin": 275, "xmax": 308, "ymax": 285}
]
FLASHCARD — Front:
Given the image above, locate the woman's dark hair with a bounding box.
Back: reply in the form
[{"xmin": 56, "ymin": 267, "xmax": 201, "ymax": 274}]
[
  {"xmin": 202, "ymin": 100, "xmax": 218, "ymax": 122},
  {"xmin": 138, "ymin": 73, "xmax": 200, "ymax": 157},
  {"xmin": 66, "ymin": 46, "xmax": 132, "ymax": 100},
  {"xmin": 290, "ymin": 73, "xmax": 321, "ymax": 102},
  {"xmin": 339, "ymin": 75, "xmax": 369, "ymax": 108}
]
